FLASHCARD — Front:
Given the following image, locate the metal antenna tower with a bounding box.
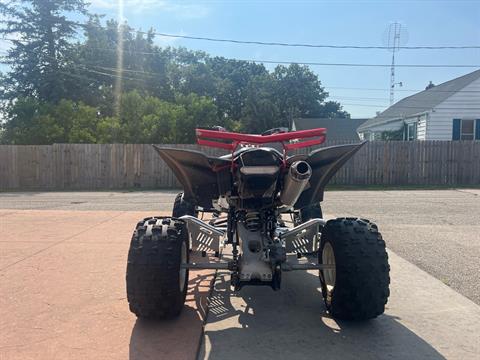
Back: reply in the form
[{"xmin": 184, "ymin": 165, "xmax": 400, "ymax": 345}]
[{"xmin": 384, "ymin": 22, "xmax": 408, "ymax": 105}]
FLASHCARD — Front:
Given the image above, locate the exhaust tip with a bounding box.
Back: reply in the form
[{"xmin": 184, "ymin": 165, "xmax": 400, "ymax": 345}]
[
  {"xmin": 296, "ymin": 161, "xmax": 310, "ymax": 175},
  {"xmin": 290, "ymin": 161, "xmax": 312, "ymax": 180},
  {"xmin": 280, "ymin": 161, "xmax": 312, "ymax": 207}
]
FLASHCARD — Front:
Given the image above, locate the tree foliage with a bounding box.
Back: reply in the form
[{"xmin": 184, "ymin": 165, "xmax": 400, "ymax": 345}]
[
  {"xmin": 0, "ymin": 2, "xmax": 350, "ymax": 144},
  {"xmin": 1, "ymin": 92, "xmax": 218, "ymax": 144},
  {"xmin": 0, "ymin": 0, "xmax": 88, "ymax": 103}
]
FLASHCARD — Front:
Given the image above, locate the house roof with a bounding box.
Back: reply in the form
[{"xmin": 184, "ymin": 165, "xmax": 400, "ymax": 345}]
[
  {"xmin": 357, "ymin": 69, "xmax": 480, "ymax": 132},
  {"xmin": 293, "ymin": 118, "xmax": 367, "ymax": 141}
]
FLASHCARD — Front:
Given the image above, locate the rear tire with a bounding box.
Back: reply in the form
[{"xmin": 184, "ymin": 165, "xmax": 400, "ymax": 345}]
[
  {"xmin": 319, "ymin": 217, "xmax": 390, "ymax": 321},
  {"xmin": 126, "ymin": 217, "xmax": 189, "ymax": 319},
  {"xmin": 172, "ymin": 192, "xmax": 197, "ymax": 217}
]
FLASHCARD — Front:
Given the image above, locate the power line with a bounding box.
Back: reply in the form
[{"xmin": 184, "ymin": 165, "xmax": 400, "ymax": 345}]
[
  {"xmin": 82, "ymin": 47, "xmax": 480, "ymax": 67},
  {"xmin": 340, "ymin": 102, "xmax": 480, "ymax": 110},
  {"xmin": 148, "ymin": 31, "xmax": 480, "ymax": 50},
  {"xmin": 329, "ymin": 96, "xmax": 390, "ymax": 102},
  {"xmin": 329, "ymin": 92, "xmax": 480, "ymax": 101},
  {"xmin": 4, "ymin": 50, "xmax": 480, "ymax": 95},
  {"xmin": 85, "ymin": 64, "xmax": 480, "ymax": 93},
  {"xmin": 4, "ymin": 45, "xmax": 480, "ymax": 99},
  {"xmin": 2, "ymin": 38, "xmax": 480, "ymax": 68},
  {"xmin": 62, "ymin": 63, "xmax": 480, "ymax": 95},
  {"xmin": 75, "ymin": 53, "xmax": 480, "ymax": 69},
  {"xmin": 88, "ymin": 64, "xmax": 161, "ymax": 77},
  {"xmin": 62, "ymin": 65, "xmax": 480, "ymax": 104},
  {"xmin": 324, "ymin": 85, "xmax": 467, "ymax": 93},
  {"xmin": 4, "ymin": 28, "xmax": 479, "ymax": 50},
  {"xmin": 238, "ymin": 58, "xmax": 480, "ymax": 68},
  {"xmin": 73, "ymin": 65, "xmax": 150, "ymax": 83},
  {"xmin": 85, "ymin": 64, "xmax": 480, "ymax": 95},
  {"xmin": 72, "ymin": 41, "xmax": 480, "ymax": 68},
  {"xmin": 72, "ymin": 47, "xmax": 480, "ymax": 68},
  {"xmin": 58, "ymin": 67, "xmax": 480, "ymax": 111},
  {"xmin": 54, "ymin": 72, "xmax": 480, "ymax": 110}
]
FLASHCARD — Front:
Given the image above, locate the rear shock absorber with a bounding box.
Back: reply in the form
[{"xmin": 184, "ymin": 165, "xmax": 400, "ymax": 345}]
[{"xmin": 245, "ymin": 211, "xmax": 261, "ymax": 231}]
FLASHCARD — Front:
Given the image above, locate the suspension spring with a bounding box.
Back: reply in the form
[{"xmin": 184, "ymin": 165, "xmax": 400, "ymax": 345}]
[{"xmin": 245, "ymin": 211, "xmax": 261, "ymax": 231}]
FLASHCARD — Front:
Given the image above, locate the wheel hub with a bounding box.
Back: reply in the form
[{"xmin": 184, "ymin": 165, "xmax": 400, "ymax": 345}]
[{"xmin": 322, "ymin": 242, "xmax": 336, "ymax": 291}]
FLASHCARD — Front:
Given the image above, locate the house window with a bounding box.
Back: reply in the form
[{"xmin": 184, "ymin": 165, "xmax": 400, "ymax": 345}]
[
  {"xmin": 460, "ymin": 119, "xmax": 474, "ymax": 140},
  {"xmin": 453, "ymin": 119, "xmax": 480, "ymax": 140},
  {"xmin": 404, "ymin": 122, "xmax": 417, "ymax": 141}
]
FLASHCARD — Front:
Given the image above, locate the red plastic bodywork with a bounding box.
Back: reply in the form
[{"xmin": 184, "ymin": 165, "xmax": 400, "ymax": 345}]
[{"xmin": 196, "ymin": 128, "xmax": 327, "ymax": 152}]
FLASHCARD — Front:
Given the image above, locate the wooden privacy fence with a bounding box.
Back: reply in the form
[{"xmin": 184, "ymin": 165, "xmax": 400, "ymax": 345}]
[{"xmin": 0, "ymin": 141, "xmax": 479, "ymax": 191}]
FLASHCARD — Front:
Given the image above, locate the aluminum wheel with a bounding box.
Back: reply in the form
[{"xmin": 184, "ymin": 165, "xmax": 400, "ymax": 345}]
[
  {"xmin": 322, "ymin": 242, "xmax": 336, "ymax": 291},
  {"xmin": 179, "ymin": 241, "xmax": 187, "ymax": 292}
]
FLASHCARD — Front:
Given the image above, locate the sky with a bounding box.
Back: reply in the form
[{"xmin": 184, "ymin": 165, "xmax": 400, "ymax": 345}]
[{"xmin": 2, "ymin": 0, "xmax": 480, "ymax": 118}]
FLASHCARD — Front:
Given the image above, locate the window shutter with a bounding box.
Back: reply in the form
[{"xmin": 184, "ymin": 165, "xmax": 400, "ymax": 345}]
[
  {"xmin": 452, "ymin": 119, "xmax": 461, "ymax": 140},
  {"xmin": 476, "ymin": 119, "xmax": 480, "ymax": 140}
]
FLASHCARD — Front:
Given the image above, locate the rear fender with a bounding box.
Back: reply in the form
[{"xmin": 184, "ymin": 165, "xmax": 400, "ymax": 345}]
[
  {"xmin": 152, "ymin": 145, "xmax": 230, "ymax": 208},
  {"xmin": 292, "ymin": 142, "xmax": 366, "ymax": 209}
]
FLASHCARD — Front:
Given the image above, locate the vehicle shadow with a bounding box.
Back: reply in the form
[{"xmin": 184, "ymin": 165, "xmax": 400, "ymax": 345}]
[
  {"xmin": 199, "ymin": 270, "xmax": 446, "ymax": 360},
  {"xmin": 129, "ymin": 270, "xmax": 214, "ymax": 360}
]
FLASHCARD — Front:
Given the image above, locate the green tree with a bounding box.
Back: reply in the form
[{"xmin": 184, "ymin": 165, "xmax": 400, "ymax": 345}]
[
  {"xmin": 314, "ymin": 100, "xmax": 350, "ymax": 119},
  {"xmin": 1, "ymin": 98, "xmax": 100, "ymax": 144},
  {"xmin": 2, "ymin": 98, "xmax": 65, "ymax": 144},
  {"xmin": 272, "ymin": 64, "xmax": 329, "ymax": 127},
  {"xmin": 56, "ymin": 100, "xmax": 100, "ymax": 143},
  {"xmin": 73, "ymin": 17, "xmax": 176, "ymax": 109},
  {"xmin": 96, "ymin": 116, "xmax": 123, "ymax": 143},
  {"xmin": 241, "ymin": 74, "xmax": 281, "ymax": 133},
  {"xmin": 0, "ymin": 14, "xmax": 352, "ymax": 144},
  {"xmin": 175, "ymin": 93, "xmax": 218, "ymax": 142},
  {"xmin": 207, "ymin": 57, "xmax": 268, "ymax": 121},
  {"xmin": 0, "ymin": 0, "xmax": 89, "ymax": 103}
]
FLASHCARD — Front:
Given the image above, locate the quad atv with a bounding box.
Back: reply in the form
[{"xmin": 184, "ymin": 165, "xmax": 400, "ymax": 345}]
[{"xmin": 126, "ymin": 127, "xmax": 390, "ymax": 321}]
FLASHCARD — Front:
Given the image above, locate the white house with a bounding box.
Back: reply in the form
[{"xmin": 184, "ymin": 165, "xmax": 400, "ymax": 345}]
[{"xmin": 357, "ymin": 69, "xmax": 480, "ymax": 141}]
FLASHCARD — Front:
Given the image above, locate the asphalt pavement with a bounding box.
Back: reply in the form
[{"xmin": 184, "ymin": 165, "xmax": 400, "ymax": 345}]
[{"xmin": 322, "ymin": 189, "xmax": 480, "ymax": 304}]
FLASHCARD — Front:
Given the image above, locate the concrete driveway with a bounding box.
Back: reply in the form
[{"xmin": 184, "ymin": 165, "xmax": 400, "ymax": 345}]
[
  {"xmin": 1, "ymin": 190, "xmax": 479, "ymax": 359},
  {"xmin": 2, "ymin": 189, "xmax": 479, "ymax": 303},
  {"xmin": 200, "ymin": 251, "xmax": 480, "ymax": 360},
  {"xmin": 0, "ymin": 209, "xmax": 215, "ymax": 360}
]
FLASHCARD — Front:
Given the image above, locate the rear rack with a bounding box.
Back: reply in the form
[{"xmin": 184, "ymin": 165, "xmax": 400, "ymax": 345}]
[{"xmin": 196, "ymin": 127, "xmax": 327, "ymax": 152}]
